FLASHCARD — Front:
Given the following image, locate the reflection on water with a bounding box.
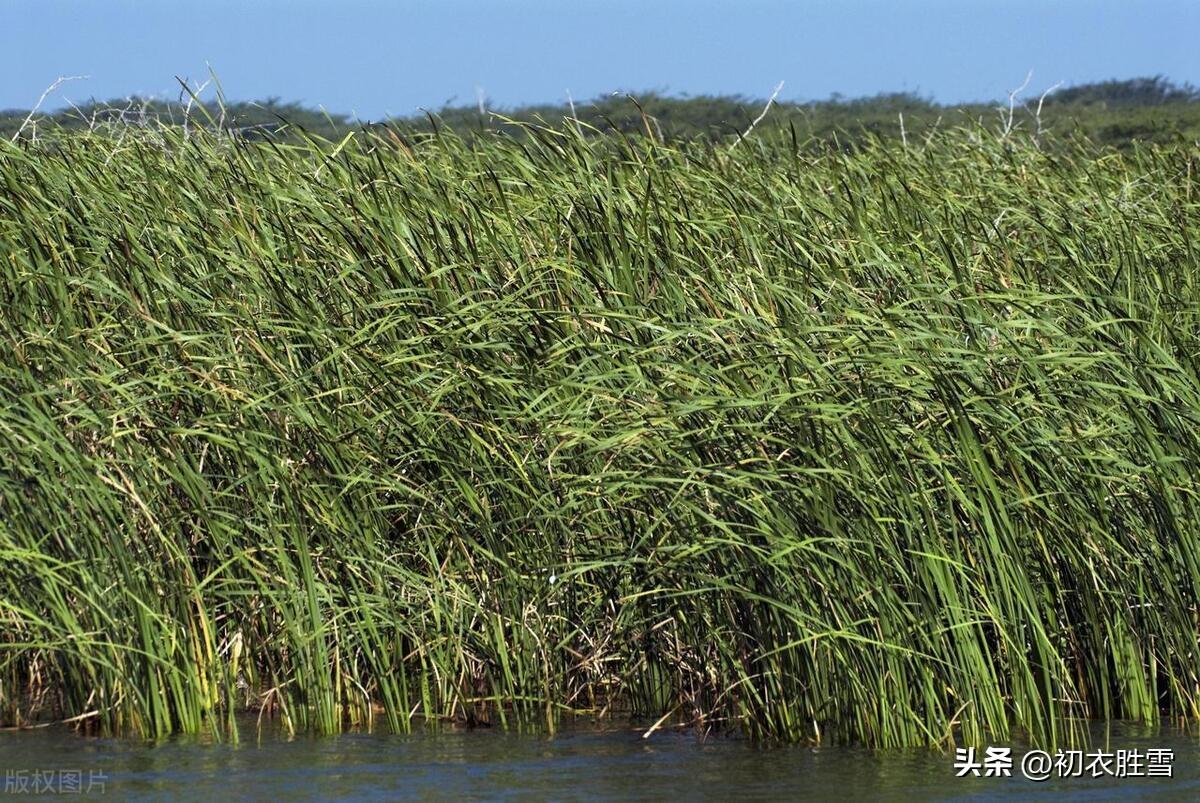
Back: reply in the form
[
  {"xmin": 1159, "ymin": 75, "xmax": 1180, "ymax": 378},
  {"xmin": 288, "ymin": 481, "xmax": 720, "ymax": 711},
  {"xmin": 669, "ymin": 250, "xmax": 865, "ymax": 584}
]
[{"xmin": 0, "ymin": 720, "xmax": 1196, "ymax": 801}]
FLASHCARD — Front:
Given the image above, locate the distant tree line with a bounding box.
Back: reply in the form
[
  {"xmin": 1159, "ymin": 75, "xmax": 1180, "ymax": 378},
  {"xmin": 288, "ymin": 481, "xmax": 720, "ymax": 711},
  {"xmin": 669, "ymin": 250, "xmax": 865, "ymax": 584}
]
[{"xmin": 2, "ymin": 77, "xmax": 1197, "ymax": 147}]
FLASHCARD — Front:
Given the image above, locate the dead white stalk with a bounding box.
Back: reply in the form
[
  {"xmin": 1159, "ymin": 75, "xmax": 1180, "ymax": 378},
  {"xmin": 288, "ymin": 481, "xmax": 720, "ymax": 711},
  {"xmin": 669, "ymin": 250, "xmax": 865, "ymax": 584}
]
[
  {"xmin": 180, "ymin": 78, "xmax": 212, "ymax": 140},
  {"xmin": 923, "ymin": 115, "xmax": 943, "ymax": 149},
  {"xmin": 63, "ymin": 98, "xmax": 93, "ymax": 132},
  {"xmin": 1034, "ymin": 80, "xmax": 1064, "ymax": 144},
  {"xmin": 731, "ymin": 80, "xmax": 785, "ymax": 149},
  {"xmin": 11, "ymin": 75, "xmax": 89, "ymax": 142},
  {"xmin": 999, "ymin": 70, "xmax": 1033, "ymax": 139}
]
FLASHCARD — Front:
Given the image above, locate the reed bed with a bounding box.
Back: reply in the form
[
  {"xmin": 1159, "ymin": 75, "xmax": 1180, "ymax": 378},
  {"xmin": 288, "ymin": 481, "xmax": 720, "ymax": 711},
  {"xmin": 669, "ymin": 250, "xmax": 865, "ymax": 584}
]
[{"xmin": 1, "ymin": 121, "xmax": 1199, "ymax": 747}]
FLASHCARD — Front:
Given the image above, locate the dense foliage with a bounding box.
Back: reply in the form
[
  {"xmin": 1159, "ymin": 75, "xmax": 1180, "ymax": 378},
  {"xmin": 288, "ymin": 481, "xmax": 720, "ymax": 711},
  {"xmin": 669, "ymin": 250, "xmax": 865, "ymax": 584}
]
[
  {"xmin": 3, "ymin": 77, "xmax": 1199, "ymax": 147},
  {"xmin": 1, "ymin": 116, "xmax": 1199, "ymax": 747}
]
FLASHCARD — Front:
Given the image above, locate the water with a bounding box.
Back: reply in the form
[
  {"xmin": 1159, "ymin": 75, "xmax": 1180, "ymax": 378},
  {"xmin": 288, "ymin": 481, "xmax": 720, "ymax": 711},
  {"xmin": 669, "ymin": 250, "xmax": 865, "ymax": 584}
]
[{"xmin": 1, "ymin": 721, "xmax": 1196, "ymax": 800}]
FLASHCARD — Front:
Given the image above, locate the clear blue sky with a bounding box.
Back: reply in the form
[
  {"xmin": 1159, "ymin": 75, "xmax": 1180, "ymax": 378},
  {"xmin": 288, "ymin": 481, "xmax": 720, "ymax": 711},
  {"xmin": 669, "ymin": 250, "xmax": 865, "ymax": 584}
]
[{"xmin": 3, "ymin": 0, "xmax": 1197, "ymax": 119}]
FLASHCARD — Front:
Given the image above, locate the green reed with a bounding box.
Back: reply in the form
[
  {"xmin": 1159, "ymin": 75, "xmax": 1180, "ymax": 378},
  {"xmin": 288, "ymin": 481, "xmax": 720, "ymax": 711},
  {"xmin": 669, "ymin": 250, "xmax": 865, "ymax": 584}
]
[{"xmin": 1, "ymin": 120, "xmax": 1198, "ymax": 747}]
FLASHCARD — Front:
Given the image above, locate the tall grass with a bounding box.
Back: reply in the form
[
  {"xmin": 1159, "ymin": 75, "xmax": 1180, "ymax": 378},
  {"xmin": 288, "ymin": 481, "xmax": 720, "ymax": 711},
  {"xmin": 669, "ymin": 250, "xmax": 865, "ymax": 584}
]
[{"xmin": 1, "ymin": 120, "xmax": 1198, "ymax": 748}]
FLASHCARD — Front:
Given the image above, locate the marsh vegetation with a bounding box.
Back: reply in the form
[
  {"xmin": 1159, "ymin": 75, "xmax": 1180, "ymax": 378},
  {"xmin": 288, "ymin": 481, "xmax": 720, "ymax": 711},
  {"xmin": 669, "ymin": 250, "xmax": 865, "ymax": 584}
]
[{"xmin": 1, "ymin": 113, "xmax": 1199, "ymax": 747}]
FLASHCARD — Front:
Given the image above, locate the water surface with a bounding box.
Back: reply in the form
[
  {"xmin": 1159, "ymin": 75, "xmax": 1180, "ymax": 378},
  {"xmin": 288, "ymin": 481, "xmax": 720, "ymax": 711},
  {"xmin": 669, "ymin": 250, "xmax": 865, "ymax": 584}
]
[{"xmin": 1, "ymin": 721, "xmax": 1196, "ymax": 800}]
